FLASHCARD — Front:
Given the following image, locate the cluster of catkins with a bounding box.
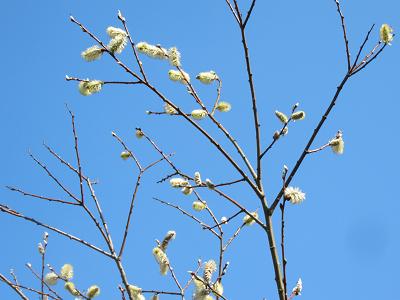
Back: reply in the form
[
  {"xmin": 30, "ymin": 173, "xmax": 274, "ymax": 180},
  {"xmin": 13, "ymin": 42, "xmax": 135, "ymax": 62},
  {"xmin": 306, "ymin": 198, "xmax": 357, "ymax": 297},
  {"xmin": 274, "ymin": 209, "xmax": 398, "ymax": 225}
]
[
  {"xmin": 193, "ymin": 260, "xmax": 223, "ymax": 300},
  {"xmin": 44, "ymin": 263, "xmax": 100, "ymax": 299}
]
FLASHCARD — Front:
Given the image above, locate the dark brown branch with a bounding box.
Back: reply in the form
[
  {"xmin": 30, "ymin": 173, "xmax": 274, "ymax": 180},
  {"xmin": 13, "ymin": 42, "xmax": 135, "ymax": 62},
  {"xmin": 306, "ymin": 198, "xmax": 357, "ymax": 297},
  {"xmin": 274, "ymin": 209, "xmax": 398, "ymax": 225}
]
[
  {"xmin": 66, "ymin": 76, "xmax": 141, "ymax": 85},
  {"xmin": 243, "ymin": 0, "xmax": 257, "ymax": 28},
  {"xmin": 0, "ymin": 204, "xmax": 113, "ymax": 258},
  {"xmin": 6, "ymin": 186, "xmax": 80, "ymax": 206},
  {"xmin": 334, "ymin": 0, "xmax": 351, "ymax": 71},
  {"xmin": 350, "ymin": 24, "xmax": 375, "ymax": 71},
  {"xmin": 280, "ymin": 200, "xmax": 288, "ymax": 300}
]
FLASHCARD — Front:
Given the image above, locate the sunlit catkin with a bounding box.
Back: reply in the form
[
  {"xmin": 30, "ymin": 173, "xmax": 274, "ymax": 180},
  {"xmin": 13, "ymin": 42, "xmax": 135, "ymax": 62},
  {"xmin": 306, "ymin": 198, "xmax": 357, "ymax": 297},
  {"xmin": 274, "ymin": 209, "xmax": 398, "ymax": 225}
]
[
  {"xmin": 64, "ymin": 282, "xmax": 79, "ymax": 296},
  {"xmin": 191, "ymin": 109, "xmax": 207, "ymax": 120},
  {"xmin": 275, "ymin": 110, "xmax": 288, "ymax": 123},
  {"xmin": 329, "ymin": 131, "xmax": 344, "ymax": 154},
  {"xmin": 243, "ymin": 211, "xmax": 258, "ymax": 226},
  {"xmin": 106, "ymin": 26, "xmax": 126, "ymax": 38},
  {"xmin": 160, "ymin": 231, "xmax": 176, "ymax": 252},
  {"xmin": 169, "ymin": 177, "xmax": 189, "ymax": 188},
  {"xmin": 152, "ymin": 247, "xmax": 169, "ymax": 275},
  {"xmin": 203, "ymin": 260, "xmax": 217, "ymax": 283},
  {"xmin": 216, "ymin": 101, "xmax": 232, "ymax": 112},
  {"xmin": 192, "ymin": 201, "xmax": 207, "ymax": 212},
  {"xmin": 107, "ymin": 34, "xmax": 127, "ymax": 54},
  {"xmin": 194, "ymin": 172, "xmax": 202, "ymax": 186},
  {"xmin": 164, "ymin": 103, "xmax": 177, "ymax": 114},
  {"xmin": 86, "ymin": 285, "xmax": 100, "ymax": 299},
  {"xmin": 78, "ymin": 80, "xmax": 103, "ymax": 96},
  {"xmin": 284, "ymin": 186, "xmax": 306, "ymax": 204},
  {"xmin": 137, "ymin": 42, "xmax": 168, "ymax": 59},
  {"xmin": 168, "ymin": 70, "xmax": 190, "ymax": 84},
  {"xmin": 81, "ymin": 45, "xmax": 103, "ymax": 62},
  {"xmin": 168, "ymin": 47, "xmax": 181, "ymax": 67},
  {"xmin": 196, "ymin": 71, "xmax": 218, "ymax": 84},
  {"xmin": 380, "ymin": 24, "xmax": 394, "ymax": 45},
  {"xmin": 128, "ymin": 285, "xmax": 145, "ymax": 300},
  {"xmin": 60, "ymin": 264, "xmax": 73, "ymax": 280},
  {"xmin": 291, "ymin": 111, "xmax": 306, "ymax": 121},
  {"xmin": 44, "ymin": 272, "xmax": 58, "ymax": 286},
  {"xmin": 181, "ymin": 186, "xmax": 193, "ymax": 195}
]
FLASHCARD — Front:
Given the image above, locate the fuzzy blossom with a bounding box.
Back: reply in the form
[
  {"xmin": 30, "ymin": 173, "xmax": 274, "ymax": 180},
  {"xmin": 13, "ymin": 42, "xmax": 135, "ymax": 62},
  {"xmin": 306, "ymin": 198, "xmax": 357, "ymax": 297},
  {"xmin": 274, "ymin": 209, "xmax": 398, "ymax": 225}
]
[
  {"xmin": 64, "ymin": 282, "xmax": 79, "ymax": 296},
  {"xmin": 81, "ymin": 45, "xmax": 103, "ymax": 62},
  {"xmin": 181, "ymin": 186, "xmax": 193, "ymax": 195},
  {"xmin": 86, "ymin": 285, "xmax": 100, "ymax": 299},
  {"xmin": 291, "ymin": 111, "xmax": 306, "ymax": 121},
  {"xmin": 38, "ymin": 243, "xmax": 45, "ymax": 255},
  {"xmin": 220, "ymin": 216, "xmax": 228, "ymax": 224},
  {"xmin": 192, "ymin": 201, "xmax": 207, "ymax": 212},
  {"xmin": 136, "ymin": 42, "xmax": 168, "ymax": 59},
  {"xmin": 120, "ymin": 150, "xmax": 131, "ymax": 160},
  {"xmin": 168, "ymin": 47, "xmax": 181, "ymax": 67},
  {"xmin": 329, "ymin": 131, "xmax": 344, "ymax": 155},
  {"xmin": 284, "ymin": 186, "xmax": 306, "ymax": 204},
  {"xmin": 169, "ymin": 177, "xmax": 189, "ymax": 188},
  {"xmin": 152, "ymin": 294, "xmax": 159, "ymax": 300},
  {"xmin": 194, "ymin": 171, "xmax": 202, "ymax": 186},
  {"xmin": 164, "ymin": 103, "xmax": 177, "ymax": 115},
  {"xmin": 191, "ymin": 109, "xmax": 207, "ymax": 120},
  {"xmin": 60, "ymin": 264, "xmax": 74, "ymax": 280},
  {"xmin": 216, "ymin": 101, "xmax": 232, "ymax": 113},
  {"xmin": 44, "ymin": 272, "xmax": 58, "ymax": 286},
  {"xmin": 106, "ymin": 26, "xmax": 127, "ymax": 38},
  {"xmin": 135, "ymin": 129, "xmax": 144, "ymax": 139},
  {"xmin": 160, "ymin": 231, "xmax": 176, "ymax": 252},
  {"xmin": 380, "ymin": 24, "xmax": 394, "ymax": 45},
  {"xmin": 196, "ymin": 71, "xmax": 218, "ymax": 84},
  {"xmin": 203, "ymin": 260, "xmax": 217, "ymax": 283},
  {"xmin": 168, "ymin": 69, "xmax": 190, "ymax": 84},
  {"xmin": 78, "ymin": 80, "xmax": 103, "ymax": 96},
  {"xmin": 275, "ymin": 110, "xmax": 289, "ymax": 124},
  {"xmin": 107, "ymin": 34, "xmax": 127, "ymax": 54},
  {"xmin": 205, "ymin": 179, "xmax": 215, "ymax": 190},
  {"xmin": 212, "ymin": 281, "xmax": 224, "ymax": 297},
  {"xmin": 152, "ymin": 247, "xmax": 169, "ymax": 275},
  {"xmin": 243, "ymin": 211, "xmax": 258, "ymax": 226},
  {"xmin": 292, "ymin": 278, "xmax": 303, "ymax": 296},
  {"xmin": 128, "ymin": 285, "xmax": 145, "ymax": 300}
]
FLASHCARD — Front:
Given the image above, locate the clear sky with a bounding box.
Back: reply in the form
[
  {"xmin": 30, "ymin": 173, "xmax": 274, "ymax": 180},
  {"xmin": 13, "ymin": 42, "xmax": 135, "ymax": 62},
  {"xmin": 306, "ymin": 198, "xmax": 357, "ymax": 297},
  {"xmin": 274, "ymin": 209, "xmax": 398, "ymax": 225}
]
[{"xmin": 1, "ymin": 1, "xmax": 399, "ymax": 299}]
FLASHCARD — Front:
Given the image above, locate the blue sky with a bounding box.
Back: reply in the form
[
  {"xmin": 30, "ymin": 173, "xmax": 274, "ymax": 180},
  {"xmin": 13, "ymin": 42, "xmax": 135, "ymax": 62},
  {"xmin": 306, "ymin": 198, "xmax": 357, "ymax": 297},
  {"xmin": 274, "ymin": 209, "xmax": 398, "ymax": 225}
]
[{"xmin": 1, "ymin": 1, "xmax": 399, "ymax": 299}]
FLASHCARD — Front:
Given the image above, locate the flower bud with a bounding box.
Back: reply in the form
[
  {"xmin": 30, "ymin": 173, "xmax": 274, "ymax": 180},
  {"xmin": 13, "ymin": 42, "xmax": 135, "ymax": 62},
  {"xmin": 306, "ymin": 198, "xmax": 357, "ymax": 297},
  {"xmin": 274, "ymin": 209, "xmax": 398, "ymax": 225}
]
[
  {"xmin": 64, "ymin": 282, "xmax": 79, "ymax": 296},
  {"xmin": 275, "ymin": 110, "xmax": 288, "ymax": 123},
  {"xmin": 329, "ymin": 131, "xmax": 344, "ymax": 154},
  {"xmin": 216, "ymin": 101, "xmax": 232, "ymax": 112},
  {"xmin": 380, "ymin": 24, "xmax": 394, "ymax": 45},
  {"xmin": 87, "ymin": 285, "xmax": 100, "ymax": 299},
  {"xmin": 169, "ymin": 178, "xmax": 189, "ymax": 188},
  {"xmin": 120, "ymin": 150, "xmax": 131, "ymax": 160},
  {"xmin": 291, "ymin": 111, "xmax": 306, "ymax": 121},
  {"xmin": 181, "ymin": 186, "xmax": 193, "ymax": 195},
  {"xmin": 135, "ymin": 129, "xmax": 144, "ymax": 139},
  {"xmin": 205, "ymin": 179, "xmax": 215, "ymax": 190},
  {"xmin": 243, "ymin": 211, "xmax": 258, "ymax": 226},
  {"xmin": 191, "ymin": 109, "xmax": 207, "ymax": 120},
  {"xmin": 194, "ymin": 172, "xmax": 202, "ymax": 186},
  {"xmin": 38, "ymin": 243, "xmax": 45, "ymax": 255},
  {"xmin": 44, "ymin": 272, "xmax": 58, "ymax": 286},
  {"xmin": 192, "ymin": 201, "xmax": 207, "ymax": 212}
]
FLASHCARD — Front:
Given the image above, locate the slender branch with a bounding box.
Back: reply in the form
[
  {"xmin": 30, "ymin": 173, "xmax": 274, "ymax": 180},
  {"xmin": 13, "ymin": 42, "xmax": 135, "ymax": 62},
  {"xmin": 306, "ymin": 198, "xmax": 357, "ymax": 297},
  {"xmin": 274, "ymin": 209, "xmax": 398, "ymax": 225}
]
[
  {"xmin": 0, "ymin": 204, "xmax": 113, "ymax": 258},
  {"xmin": 209, "ymin": 209, "xmax": 243, "ymax": 229},
  {"xmin": 142, "ymin": 290, "xmax": 182, "ymax": 296},
  {"xmin": 306, "ymin": 143, "xmax": 330, "ymax": 154},
  {"xmin": 118, "ymin": 10, "xmax": 148, "ymax": 82},
  {"xmin": 280, "ymin": 200, "xmax": 288, "ymax": 300},
  {"xmin": 350, "ymin": 24, "xmax": 375, "ymax": 71},
  {"xmin": 211, "ymin": 78, "xmax": 222, "ymax": 115},
  {"xmin": 0, "ymin": 273, "xmax": 29, "ymax": 300},
  {"xmin": 112, "ymin": 131, "xmax": 142, "ymax": 171},
  {"xmin": 66, "ymin": 76, "xmax": 141, "ymax": 85},
  {"xmin": 119, "ymin": 173, "xmax": 142, "ymax": 258},
  {"xmin": 224, "ymin": 0, "xmax": 240, "ymax": 24},
  {"xmin": 223, "ymin": 223, "xmax": 245, "ymax": 251},
  {"xmin": 334, "ymin": 0, "xmax": 351, "ymax": 71},
  {"xmin": 350, "ymin": 43, "xmax": 386, "ymax": 76},
  {"xmin": 243, "ymin": 0, "xmax": 257, "ymax": 28},
  {"xmin": 26, "ymin": 264, "xmax": 63, "ymax": 300},
  {"xmin": 260, "ymin": 118, "xmax": 292, "ymax": 159},
  {"xmin": 6, "ymin": 186, "xmax": 80, "ymax": 206}
]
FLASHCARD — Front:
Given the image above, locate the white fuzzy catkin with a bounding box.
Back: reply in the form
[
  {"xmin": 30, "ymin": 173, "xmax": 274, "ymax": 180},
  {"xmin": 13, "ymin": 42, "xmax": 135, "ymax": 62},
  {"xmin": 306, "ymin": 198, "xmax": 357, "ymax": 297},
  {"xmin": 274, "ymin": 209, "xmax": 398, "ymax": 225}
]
[
  {"xmin": 86, "ymin": 285, "xmax": 101, "ymax": 299},
  {"xmin": 128, "ymin": 285, "xmax": 145, "ymax": 300},
  {"xmin": 64, "ymin": 282, "xmax": 79, "ymax": 296},
  {"xmin": 136, "ymin": 42, "xmax": 168, "ymax": 59},
  {"xmin": 216, "ymin": 101, "xmax": 231, "ymax": 112},
  {"xmin": 168, "ymin": 47, "xmax": 181, "ymax": 67},
  {"xmin": 284, "ymin": 186, "xmax": 306, "ymax": 204},
  {"xmin": 169, "ymin": 178, "xmax": 189, "ymax": 188},
  {"xmin": 60, "ymin": 264, "xmax": 73, "ymax": 280},
  {"xmin": 81, "ymin": 45, "xmax": 103, "ymax": 62},
  {"xmin": 194, "ymin": 172, "xmax": 202, "ymax": 185},
  {"xmin": 275, "ymin": 110, "xmax": 288, "ymax": 123},
  {"xmin": 192, "ymin": 201, "xmax": 207, "ymax": 212},
  {"xmin": 292, "ymin": 278, "xmax": 303, "ymax": 296},
  {"xmin": 291, "ymin": 111, "xmax": 306, "ymax": 121},
  {"xmin": 106, "ymin": 26, "xmax": 127, "ymax": 38},
  {"xmin": 380, "ymin": 24, "xmax": 394, "ymax": 44},
  {"xmin": 168, "ymin": 70, "xmax": 190, "ymax": 84},
  {"xmin": 78, "ymin": 80, "xmax": 103, "ymax": 96},
  {"xmin": 160, "ymin": 231, "xmax": 176, "ymax": 252},
  {"xmin": 329, "ymin": 132, "xmax": 344, "ymax": 155},
  {"xmin": 181, "ymin": 186, "xmax": 193, "ymax": 195},
  {"xmin": 107, "ymin": 34, "xmax": 127, "ymax": 54},
  {"xmin": 191, "ymin": 109, "xmax": 207, "ymax": 120},
  {"xmin": 196, "ymin": 71, "xmax": 218, "ymax": 84},
  {"xmin": 164, "ymin": 103, "xmax": 177, "ymax": 114},
  {"xmin": 152, "ymin": 247, "xmax": 169, "ymax": 275},
  {"xmin": 243, "ymin": 211, "xmax": 258, "ymax": 226},
  {"xmin": 44, "ymin": 272, "xmax": 58, "ymax": 286}
]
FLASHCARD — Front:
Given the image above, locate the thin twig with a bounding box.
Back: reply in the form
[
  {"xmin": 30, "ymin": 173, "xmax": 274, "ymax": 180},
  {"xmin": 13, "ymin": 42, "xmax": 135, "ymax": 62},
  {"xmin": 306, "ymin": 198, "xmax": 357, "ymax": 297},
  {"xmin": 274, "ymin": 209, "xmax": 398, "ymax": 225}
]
[
  {"xmin": 243, "ymin": 0, "xmax": 257, "ymax": 28},
  {"xmin": 334, "ymin": 0, "xmax": 351, "ymax": 71}
]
